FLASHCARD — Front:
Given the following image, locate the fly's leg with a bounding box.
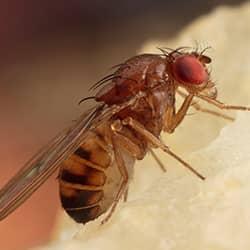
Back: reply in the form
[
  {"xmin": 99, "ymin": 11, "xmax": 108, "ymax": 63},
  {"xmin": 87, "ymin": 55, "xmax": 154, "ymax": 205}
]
[
  {"xmin": 112, "ymin": 120, "xmax": 166, "ymax": 172},
  {"xmin": 123, "ymin": 188, "xmax": 128, "ymax": 202},
  {"xmin": 122, "ymin": 117, "xmax": 205, "ymax": 180},
  {"xmin": 164, "ymin": 93, "xmax": 194, "ymax": 133},
  {"xmin": 196, "ymin": 94, "xmax": 250, "ymax": 111},
  {"xmin": 111, "ymin": 119, "xmax": 148, "ymax": 159},
  {"xmin": 100, "ymin": 129, "xmax": 129, "ymax": 224},
  {"xmin": 149, "ymin": 149, "xmax": 166, "ymax": 172},
  {"xmin": 177, "ymin": 90, "xmax": 234, "ymax": 121}
]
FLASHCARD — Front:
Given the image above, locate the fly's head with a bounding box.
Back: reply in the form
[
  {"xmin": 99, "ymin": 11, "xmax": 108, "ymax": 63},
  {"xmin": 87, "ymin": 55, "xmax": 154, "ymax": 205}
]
[{"xmin": 167, "ymin": 48, "xmax": 217, "ymax": 99}]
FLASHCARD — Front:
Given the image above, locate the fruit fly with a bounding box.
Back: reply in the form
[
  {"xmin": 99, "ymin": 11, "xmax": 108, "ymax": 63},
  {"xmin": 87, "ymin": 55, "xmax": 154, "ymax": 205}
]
[{"xmin": 0, "ymin": 47, "xmax": 249, "ymax": 224}]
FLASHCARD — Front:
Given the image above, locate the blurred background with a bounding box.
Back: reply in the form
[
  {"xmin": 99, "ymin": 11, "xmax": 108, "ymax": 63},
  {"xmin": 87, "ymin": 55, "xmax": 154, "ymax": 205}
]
[{"xmin": 0, "ymin": 1, "xmax": 247, "ymax": 249}]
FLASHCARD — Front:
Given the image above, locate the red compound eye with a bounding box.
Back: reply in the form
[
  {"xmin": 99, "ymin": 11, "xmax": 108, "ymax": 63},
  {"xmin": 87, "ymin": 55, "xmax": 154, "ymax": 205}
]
[{"xmin": 172, "ymin": 55, "xmax": 208, "ymax": 85}]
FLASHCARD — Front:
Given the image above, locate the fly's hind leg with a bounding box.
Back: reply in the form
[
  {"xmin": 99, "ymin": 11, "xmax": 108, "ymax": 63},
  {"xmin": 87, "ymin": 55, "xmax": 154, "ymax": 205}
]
[
  {"xmin": 111, "ymin": 120, "xmax": 166, "ymax": 173},
  {"xmin": 100, "ymin": 128, "xmax": 130, "ymax": 224},
  {"xmin": 122, "ymin": 117, "xmax": 205, "ymax": 180}
]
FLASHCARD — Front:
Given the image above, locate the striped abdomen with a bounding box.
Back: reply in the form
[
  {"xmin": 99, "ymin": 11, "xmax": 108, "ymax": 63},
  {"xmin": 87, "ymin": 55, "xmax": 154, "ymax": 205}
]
[
  {"xmin": 58, "ymin": 126, "xmax": 131, "ymax": 224},
  {"xmin": 59, "ymin": 130, "xmax": 111, "ymax": 223}
]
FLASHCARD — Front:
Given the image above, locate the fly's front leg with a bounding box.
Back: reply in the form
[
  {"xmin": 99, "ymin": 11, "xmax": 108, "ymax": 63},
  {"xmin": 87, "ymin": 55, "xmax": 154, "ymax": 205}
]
[
  {"xmin": 196, "ymin": 94, "xmax": 250, "ymax": 111},
  {"xmin": 122, "ymin": 117, "xmax": 205, "ymax": 180},
  {"xmin": 164, "ymin": 94, "xmax": 194, "ymax": 133},
  {"xmin": 177, "ymin": 90, "xmax": 234, "ymax": 121}
]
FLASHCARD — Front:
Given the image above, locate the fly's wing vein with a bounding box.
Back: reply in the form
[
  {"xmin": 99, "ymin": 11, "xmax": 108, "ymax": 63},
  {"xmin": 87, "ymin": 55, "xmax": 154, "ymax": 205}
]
[
  {"xmin": 0, "ymin": 91, "xmax": 144, "ymax": 221},
  {"xmin": 0, "ymin": 105, "xmax": 104, "ymax": 220}
]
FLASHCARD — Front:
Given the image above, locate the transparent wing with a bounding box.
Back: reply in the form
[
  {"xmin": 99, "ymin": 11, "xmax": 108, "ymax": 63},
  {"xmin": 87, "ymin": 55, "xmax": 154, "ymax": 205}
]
[
  {"xmin": 0, "ymin": 104, "xmax": 105, "ymax": 220},
  {"xmin": 0, "ymin": 92, "xmax": 144, "ymax": 221}
]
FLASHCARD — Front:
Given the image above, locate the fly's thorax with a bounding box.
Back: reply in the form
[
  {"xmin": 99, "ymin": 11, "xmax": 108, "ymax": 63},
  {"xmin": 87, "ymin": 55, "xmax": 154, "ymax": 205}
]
[{"xmin": 95, "ymin": 54, "xmax": 168, "ymax": 105}]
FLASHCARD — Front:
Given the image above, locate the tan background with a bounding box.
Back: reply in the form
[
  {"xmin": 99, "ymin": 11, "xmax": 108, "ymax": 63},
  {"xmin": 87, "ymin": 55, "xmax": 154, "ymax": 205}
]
[{"xmin": 0, "ymin": 1, "xmax": 246, "ymax": 249}]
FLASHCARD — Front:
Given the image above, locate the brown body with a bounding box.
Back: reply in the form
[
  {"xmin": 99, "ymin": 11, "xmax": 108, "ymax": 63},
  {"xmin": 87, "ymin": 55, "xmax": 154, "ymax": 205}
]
[
  {"xmin": 2, "ymin": 47, "xmax": 249, "ymax": 225},
  {"xmin": 59, "ymin": 55, "xmax": 169, "ymax": 223}
]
